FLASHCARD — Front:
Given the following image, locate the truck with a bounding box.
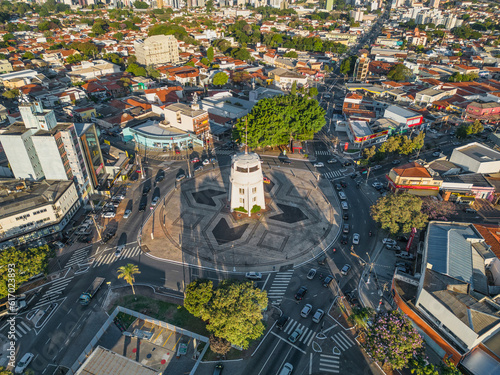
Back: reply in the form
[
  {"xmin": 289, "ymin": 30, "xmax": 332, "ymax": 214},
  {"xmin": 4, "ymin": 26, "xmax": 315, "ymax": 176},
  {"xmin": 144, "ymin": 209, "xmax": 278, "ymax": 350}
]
[{"xmin": 79, "ymin": 277, "xmax": 105, "ymax": 305}]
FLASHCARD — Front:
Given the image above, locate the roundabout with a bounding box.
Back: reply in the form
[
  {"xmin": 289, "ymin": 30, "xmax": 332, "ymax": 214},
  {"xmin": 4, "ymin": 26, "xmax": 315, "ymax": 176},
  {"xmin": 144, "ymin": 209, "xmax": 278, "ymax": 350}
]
[{"xmin": 141, "ymin": 163, "xmax": 342, "ymax": 270}]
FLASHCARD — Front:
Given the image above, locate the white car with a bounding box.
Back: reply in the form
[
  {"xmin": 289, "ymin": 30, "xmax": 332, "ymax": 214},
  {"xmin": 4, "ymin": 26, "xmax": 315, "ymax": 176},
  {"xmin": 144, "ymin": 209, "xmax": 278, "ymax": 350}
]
[
  {"xmin": 313, "ymin": 162, "xmax": 324, "ymax": 168},
  {"xmin": 15, "ymin": 352, "xmax": 34, "ymax": 374},
  {"xmin": 352, "ymin": 233, "xmax": 360, "ymax": 244},
  {"xmin": 123, "ymin": 209, "xmax": 132, "ymax": 219},
  {"xmin": 101, "ymin": 211, "xmax": 116, "ymax": 219},
  {"xmin": 151, "ymin": 196, "xmax": 160, "ymax": 206},
  {"xmin": 396, "ymin": 252, "xmax": 415, "ymax": 260},
  {"xmin": 288, "ymin": 327, "xmax": 303, "ymax": 343},
  {"xmin": 327, "ymin": 158, "xmax": 337, "ymax": 164},
  {"xmin": 312, "ymin": 309, "xmax": 325, "ymax": 323},
  {"xmin": 202, "ymin": 159, "xmax": 210, "ymax": 165},
  {"xmin": 300, "ymin": 304, "xmax": 313, "ymax": 318},
  {"xmin": 372, "ymin": 165, "xmax": 382, "ymax": 170},
  {"xmin": 245, "ymin": 272, "xmax": 262, "ymax": 280},
  {"xmin": 382, "ymin": 238, "xmax": 397, "ymax": 245},
  {"xmin": 341, "ymin": 201, "xmax": 348, "ymax": 210},
  {"xmin": 115, "ymin": 244, "xmax": 125, "ymax": 257}
]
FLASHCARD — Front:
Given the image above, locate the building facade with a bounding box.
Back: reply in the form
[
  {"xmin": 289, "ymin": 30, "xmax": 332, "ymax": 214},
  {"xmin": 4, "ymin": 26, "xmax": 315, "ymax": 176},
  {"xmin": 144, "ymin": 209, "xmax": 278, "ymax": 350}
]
[
  {"xmin": 134, "ymin": 35, "xmax": 180, "ymax": 66},
  {"xmin": 386, "ymin": 162, "xmax": 442, "ymax": 196},
  {"xmin": 353, "ymin": 53, "xmax": 370, "ymax": 82},
  {"xmin": 465, "ymin": 101, "xmax": 500, "ymax": 122}
]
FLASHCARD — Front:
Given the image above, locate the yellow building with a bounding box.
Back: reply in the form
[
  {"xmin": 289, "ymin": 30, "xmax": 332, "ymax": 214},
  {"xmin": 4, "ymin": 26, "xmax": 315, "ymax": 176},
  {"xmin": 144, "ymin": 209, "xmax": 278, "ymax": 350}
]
[
  {"xmin": 74, "ymin": 107, "xmax": 97, "ymax": 121},
  {"xmin": 386, "ymin": 162, "xmax": 442, "ymax": 196}
]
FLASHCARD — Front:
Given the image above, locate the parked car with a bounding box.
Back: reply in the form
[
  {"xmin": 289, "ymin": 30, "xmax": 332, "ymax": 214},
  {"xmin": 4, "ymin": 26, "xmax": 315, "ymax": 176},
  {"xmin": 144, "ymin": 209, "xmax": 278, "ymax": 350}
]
[
  {"xmin": 155, "ymin": 172, "xmax": 165, "ymax": 182},
  {"xmin": 194, "ymin": 165, "xmax": 203, "ymax": 172},
  {"xmin": 203, "ymin": 159, "xmax": 210, "ymax": 165},
  {"xmin": 392, "ymin": 160, "xmax": 401, "ymax": 165},
  {"xmin": 276, "ymin": 315, "xmax": 290, "ymax": 330},
  {"xmin": 245, "ymin": 272, "xmax": 262, "ymax": 280},
  {"xmin": 312, "ymin": 309, "xmax": 325, "ymax": 323},
  {"xmin": 295, "ymin": 286, "xmax": 307, "ymax": 300},
  {"xmin": 102, "ymin": 211, "xmax": 116, "ymax": 219},
  {"xmin": 335, "ymin": 183, "xmax": 342, "ymax": 191},
  {"xmin": 307, "ymin": 269, "xmax": 317, "ymax": 280},
  {"xmin": 313, "ymin": 162, "xmax": 324, "ymax": 168},
  {"xmin": 396, "ymin": 252, "xmax": 415, "ymax": 260},
  {"xmin": 382, "ymin": 238, "xmax": 397, "ymax": 245},
  {"xmin": 327, "ymin": 158, "xmax": 337, "ymax": 164},
  {"xmin": 372, "ymin": 165, "xmax": 382, "ymax": 170},
  {"xmin": 352, "ymin": 233, "xmax": 360, "ymax": 244},
  {"xmin": 343, "ymin": 213, "xmax": 349, "ymax": 220},
  {"xmin": 386, "ymin": 244, "xmax": 401, "ymax": 251},
  {"xmin": 142, "ymin": 185, "xmax": 151, "ymax": 195},
  {"xmin": 341, "ymin": 234, "xmax": 348, "ymax": 244},
  {"xmin": 176, "ymin": 174, "xmax": 186, "ymax": 182},
  {"xmin": 14, "ymin": 353, "xmax": 34, "ymax": 374},
  {"xmin": 338, "ymin": 191, "xmax": 347, "ymax": 200},
  {"xmin": 432, "ymin": 151, "xmax": 441, "ymax": 157},
  {"xmin": 343, "ymin": 224, "xmax": 350, "ymax": 233},
  {"xmin": 317, "ymin": 255, "xmax": 326, "ymax": 265},
  {"xmin": 123, "ymin": 209, "xmax": 132, "ymax": 219},
  {"xmin": 300, "ymin": 303, "xmax": 313, "ymax": 318},
  {"xmin": 341, "ymin": 264, "xmax": 351, "ymax": 276},
  {"xmin": 288, "ymin": 327, "xmax": 303, "ymax": 343},
  {"xmin": 372, "ymin": 182, "xmax": 383, "ymax": 189},
  {"xmin": 341, "ymin": 201, "xmax": 348, "ymax": 210},
  {"xmin": 115, "ymin": 244, "xmax": 125, "ymax": 257},
  {"xmin": 323, "ymin": 275, "xmax": 333, "ymax": 287}
]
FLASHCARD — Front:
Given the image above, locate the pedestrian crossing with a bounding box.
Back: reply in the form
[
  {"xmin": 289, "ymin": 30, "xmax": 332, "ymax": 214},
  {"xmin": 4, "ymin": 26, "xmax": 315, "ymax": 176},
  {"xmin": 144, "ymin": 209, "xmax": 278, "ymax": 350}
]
[
  {"xmin": 33, "ymin": 277, "xmax": 73, "ymax": 309},
  {"xmin": 1, "ymin": 320, "xmax": 33, "ymax": 339},
  {"xmin": 330, "ymin": 330, "xmax": 355, "ymax": 352},
  {"xmin": 267, "ymin": 270, "xmax": 294, "ymax": 302},
  {"xmin": 319, "ymin": 354, "xmax": 341, "ymax": 373},
  {"xmin": 93, "ymin": 246, "xmax": 142, "ymax": 268},
  {"xmin": 282, "ymin": 318, "xmax": 316, "ymax": 347},
  {"xmin": 315, "ymin": 151, "xmax": 332, "ymax": 155},
  {"xmin": 65, "ymin": 247, "xmax": 90, "ymax": 268},
  {"xmin": 322, "ymin": 170, "xmax": 344, "ymax": 179}
]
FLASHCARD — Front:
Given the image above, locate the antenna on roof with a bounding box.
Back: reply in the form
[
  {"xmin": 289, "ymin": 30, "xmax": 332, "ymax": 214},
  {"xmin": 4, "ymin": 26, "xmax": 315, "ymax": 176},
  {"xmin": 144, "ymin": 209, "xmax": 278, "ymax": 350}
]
[{"xmin": 245, "ymin": 117, "xmax": 248, "ymax": 155}]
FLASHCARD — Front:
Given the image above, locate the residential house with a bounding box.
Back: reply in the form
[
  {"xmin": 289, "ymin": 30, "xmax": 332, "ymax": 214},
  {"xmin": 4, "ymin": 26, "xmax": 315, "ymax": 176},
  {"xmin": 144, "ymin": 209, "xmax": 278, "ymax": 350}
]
[{"xmin": 386, "ymin": 161, "xmax": 442, "ymax": 196}]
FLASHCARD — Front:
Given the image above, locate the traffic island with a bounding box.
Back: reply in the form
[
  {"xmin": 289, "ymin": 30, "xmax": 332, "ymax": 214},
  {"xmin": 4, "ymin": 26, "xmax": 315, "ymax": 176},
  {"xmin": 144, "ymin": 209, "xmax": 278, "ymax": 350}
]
[{"xmin": 141, "ymin": 166, "xmax": 341, "ymax": 271}]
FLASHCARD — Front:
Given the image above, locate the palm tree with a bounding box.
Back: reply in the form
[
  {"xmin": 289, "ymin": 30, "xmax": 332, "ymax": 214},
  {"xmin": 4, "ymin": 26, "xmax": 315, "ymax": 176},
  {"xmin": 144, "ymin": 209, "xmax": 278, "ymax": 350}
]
[{"xmin": 117, "ymin": 264, "xmax": 141, "ymax": 295}]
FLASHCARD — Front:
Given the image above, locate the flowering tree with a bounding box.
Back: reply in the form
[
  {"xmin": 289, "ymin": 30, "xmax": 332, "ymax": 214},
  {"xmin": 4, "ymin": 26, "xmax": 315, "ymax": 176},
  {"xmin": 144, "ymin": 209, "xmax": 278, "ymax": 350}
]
[
  {"xmin": 364, "ymin": 310, "xmax": 424, "ymax": 370},
  {"xmin": 421, "ymin": 197, "xmax": 457, "ymax": 221}
]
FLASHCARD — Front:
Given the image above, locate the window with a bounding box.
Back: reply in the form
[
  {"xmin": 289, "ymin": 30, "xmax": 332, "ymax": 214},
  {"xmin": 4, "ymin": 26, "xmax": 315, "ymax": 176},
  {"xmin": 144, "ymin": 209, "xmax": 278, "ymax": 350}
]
[
  {"xmin": 239, "ymin": 198, "xmax": 244, "ymax": 204},
  {"xmin": 253, "ymin": 197, "xmax": 256, "ymax": 202},
  {"xmin": 239, "ymin": 188, "xmax": 245, "ymax": 195},
  {"xmin": 252, "ymin": 187, "xmax": 257, "ymax": 194}
]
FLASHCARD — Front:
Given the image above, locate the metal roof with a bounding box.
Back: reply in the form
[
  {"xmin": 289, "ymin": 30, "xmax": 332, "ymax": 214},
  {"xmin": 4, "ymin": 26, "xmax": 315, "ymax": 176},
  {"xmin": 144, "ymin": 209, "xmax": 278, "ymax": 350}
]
[
  {"xmin": 456, "ymin": 142, "xmax": 500, "ymax": 163},
  {"xmin": 427, "ymin": 223, "xmax": 475, "ymax": 285}
]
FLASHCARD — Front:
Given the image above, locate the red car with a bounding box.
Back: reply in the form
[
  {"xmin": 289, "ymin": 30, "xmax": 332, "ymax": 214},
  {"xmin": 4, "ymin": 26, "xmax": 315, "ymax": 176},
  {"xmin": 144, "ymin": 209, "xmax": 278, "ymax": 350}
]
[
  {"xmin": 263, "ymin": 176, "xmax": 271, "ymax": 184},
  {"xmin": 191, "ymin": 157, "xmax": 200, "ymax": 163},
  {"xmin": 175, "ymin": 148, "xmax": 180, "ymax": 154}
]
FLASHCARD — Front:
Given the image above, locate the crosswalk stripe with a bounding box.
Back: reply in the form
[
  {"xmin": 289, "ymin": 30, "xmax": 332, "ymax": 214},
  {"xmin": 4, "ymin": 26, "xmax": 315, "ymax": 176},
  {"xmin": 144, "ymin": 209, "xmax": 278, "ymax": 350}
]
[
  {"xmin": 338, "ymin": 331, "xmax": 355, "ymax": 346},
  {"xmin": 285, "ymin": 320, "xmax": 297, "ymax": 334},
  {"xmin": 307, "ymin": 330, "xmax": 316, "ymax": 346},
  {"xmin": 302, "ymin": 329, "xmax": 314, "ymax": 344},
  {"xmin": 20, "ymin": 322, "xmax": 30, "ymax": 331},
  {"xmin": 17, "ymin": 325, "xmax": 27, "ymax": 334},
  {"xmin": 331, "ymin": 334, "xmax": 350, "ymax": 351}
]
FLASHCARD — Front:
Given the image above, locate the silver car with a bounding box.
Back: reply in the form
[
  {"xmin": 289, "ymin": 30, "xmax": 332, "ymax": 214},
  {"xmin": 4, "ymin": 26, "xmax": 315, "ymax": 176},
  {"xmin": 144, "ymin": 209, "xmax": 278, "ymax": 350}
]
[
  {"xmin": 300, "ymin": 303, "xmax": 313, "ymax": 318},
  {"xmin": 288, "ymin": 327, "xmax": 303, "ymax": 343}
]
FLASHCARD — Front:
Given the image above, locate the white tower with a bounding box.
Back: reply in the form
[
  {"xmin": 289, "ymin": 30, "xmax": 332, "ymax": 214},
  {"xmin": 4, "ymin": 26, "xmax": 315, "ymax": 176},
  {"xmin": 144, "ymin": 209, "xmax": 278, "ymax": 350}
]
[{"xmin": 229, "ymin": 152, "xmax": 266, "ymax": 216}]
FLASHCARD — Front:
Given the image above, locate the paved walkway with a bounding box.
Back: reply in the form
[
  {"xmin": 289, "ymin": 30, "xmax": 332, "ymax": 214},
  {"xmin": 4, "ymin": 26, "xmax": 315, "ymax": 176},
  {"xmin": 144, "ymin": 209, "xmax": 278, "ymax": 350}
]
[{"xmin": 141, "ymin": 166, "xmax": 341, "ymax": 272}]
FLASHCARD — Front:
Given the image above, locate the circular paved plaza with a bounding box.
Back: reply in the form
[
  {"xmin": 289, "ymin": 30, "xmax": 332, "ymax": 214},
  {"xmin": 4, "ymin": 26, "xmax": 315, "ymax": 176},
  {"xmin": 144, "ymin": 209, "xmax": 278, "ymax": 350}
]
[{"xmin": 142, "ymin": 166, "xmax": 341, "ymax": 270}]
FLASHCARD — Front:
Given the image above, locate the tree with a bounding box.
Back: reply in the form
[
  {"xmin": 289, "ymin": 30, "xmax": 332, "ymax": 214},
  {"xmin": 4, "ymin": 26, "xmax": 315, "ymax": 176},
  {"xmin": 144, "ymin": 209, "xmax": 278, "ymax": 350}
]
[
  {"xmin": 364, "ymin": 310, "xmax": 424, "ymax": 370},
  {"xmin": 291, "ymin": 81, "xmax": 297, "ymax": 95},
  {"xmin": 412, "ymin": 132, "xmax": 425, "ymax": 152},
  {"xmin": 308, "ymin": 87, "xmax": 318, "ymax": 98},
  {"xmin": 2, "ymin": 89, "xmax": 19, "ymax": 99},
  {"xmin": 387, "ymin": 64, "xmax": 412, "ymax": 81},
  {"xmin": 232, "ymin": 71, "xmax": 252, "ymax": 84},
  {"xmin": 409, "ymin": 356, "xmax": 439, "ymax": 375},
  {"xmin": 133, "ymin": 0, "xmax": 149, "ymax": 8},
  {"xmin": 233, "ymin": 94, "xmax": 326, "ymax": 148},
  {"xmin": 200, "ymin": 57, "xmax": 210, "ymax": 66},
  {"xmin": 22, "ymin": 51, "xmax": 35, "ymax": 60},
  {"xmin": 209, "ymin": 335, "xmax": 231, "ymax": 355},
  {"xmin": 456, "ymin": 124, "xmax": 470, "ymax": 139},
  {"xmin": 363, "ymin": 146, "xmax": 376, "ymax": 161},
  {"xmin": 348, "ymin": 307, "xmax": 374, "ymax": 330},
  {"xmin": 113, "ymin": 32, "xmax": 124, "ymax": 41},
  {"xmin": 207, "ymin": 46, "xmax": 214, "ymax": 62},
  {"xmin": 212, "ymin": 72, "xmax": 228, "ymax": 86},
  {"xmin": 284, "ymin": 51, "xmax": 298, "ymax": 58},
  {"xmin": 0, "ymin": 367, "xmax": 12, "ymax": 375},
  {"xmin": 0, "ymin": 246, "xmax": 49, "ymax": 298},
  {"xmin": 439, "ymin": 359, "xmax": 461, "ymax": 375},
  {"xmin": 471, "ymin": 119, "xmax": 483, "ymax": 134},
  {"xmin": 340, "ymin": 55, "xmax": 357, "ymax": 76},
  {"xmin": 421, "ymin": 197, "xmax": 457, "ymax": 221},
  {"xmin": 2, "ymin": 33, "xmax": 14, "ymax": 42},
  {"xmin": 230, "ymin": 47, "xmax": 250, "ymax": 61},
  {"xmin": 116, "ymin": 264, "xmax": 141, "ymax": 294},
  {"xmin": 146, "ymin": 65, "xmax": 160, "ymax": 79},
  {"xmin": 126, "ymin": 63, "xmax": 147, "ymax": 77},
  {"xmin": 371, "ymin": 193, "xmax": 429, "ymax": 235},
  {"xmin": 184, "ymin": 280, "xmax": 267, "ymax": 349}
]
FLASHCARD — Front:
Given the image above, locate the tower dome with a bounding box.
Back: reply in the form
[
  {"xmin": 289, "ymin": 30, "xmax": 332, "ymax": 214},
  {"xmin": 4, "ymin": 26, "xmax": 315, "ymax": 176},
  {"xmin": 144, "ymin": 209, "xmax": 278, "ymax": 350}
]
[{"xmin": 229, "ymin": 152, "xmax": 266, "ymax": 216}]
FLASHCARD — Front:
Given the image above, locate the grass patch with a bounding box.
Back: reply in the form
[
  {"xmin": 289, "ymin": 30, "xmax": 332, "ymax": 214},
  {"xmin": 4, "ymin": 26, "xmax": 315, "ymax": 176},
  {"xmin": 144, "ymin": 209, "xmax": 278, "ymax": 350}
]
[
  {"xmin": 116, "ymin": 312, "xmax": 136, "ymax": 329},
  {"xmin": 109, "ymin": 295, "xmax": 209, "ymax": 336}
]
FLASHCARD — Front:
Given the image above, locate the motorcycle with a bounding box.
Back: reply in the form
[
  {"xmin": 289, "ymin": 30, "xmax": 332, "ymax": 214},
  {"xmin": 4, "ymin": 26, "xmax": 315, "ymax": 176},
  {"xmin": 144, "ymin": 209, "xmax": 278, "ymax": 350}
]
[{"xmin": 369, "ymin": 231, "xmax": 372, "ymax": 237}]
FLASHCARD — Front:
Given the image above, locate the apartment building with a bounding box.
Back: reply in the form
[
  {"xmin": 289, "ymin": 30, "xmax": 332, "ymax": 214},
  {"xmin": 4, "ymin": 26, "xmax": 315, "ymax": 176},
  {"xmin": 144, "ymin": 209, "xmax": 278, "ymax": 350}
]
[
  {"xmin": 353, "ymin": 53, "xmax": 370, "ymax": 82},
  {"xmin": 134, "ymin": 35, "xmax": 180, "ymax": 66}
]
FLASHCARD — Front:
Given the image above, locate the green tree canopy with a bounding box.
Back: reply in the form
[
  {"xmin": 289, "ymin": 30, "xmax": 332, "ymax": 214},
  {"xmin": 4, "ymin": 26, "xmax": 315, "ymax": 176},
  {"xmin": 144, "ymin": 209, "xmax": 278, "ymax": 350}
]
[
  {"xmin": 207, "ymin": 46, "xmax": 214, "ymax": 62},
  {"xmin": 364, "ymin": 310, "xmax": 424, "ymax": 370},
  {"xmin": 2, "ymin": 33, "xmax": 14, "ymax": 42},
  {"xmin": 284, "ymin": 51, "xmax": 298, "ymax": 58},
  {"xmin": 233, "ymin": 94, "xmax": 325, "ymax": 148},
  {"xmin": 387, "ymin": 63, "xmax": 412, "ymax": 81},
  {"xmin": 212, "ymin": 71, "xmax": 228, "ymax": 86},
  {"xmin": 340, "ymin": 55, "xmax": 357, "ymax": 76},
  {"xmin": 371, "ymin": 193, "xmax": 429, "ymax": 235},
  {"xmin": 0, "ymin": 245, "xmax": 50, "ymax": 298},
  {"xmin": 184, "ymin": 279, "xmax": 267, "ymax": 349},
  {"xmin": 133, "ymin": 0, "xmax": 149, "ymax": 8},
  {"xmin": 113, "ymin": 32, "xmax": 124, "ymax": 41},
  {"xmin": 126, "ymin": 63, "xmax": 147, "ymax": 77},
  {"xmin": 2, "ymin": 89, "xmax": 19, "ymax": 99}
]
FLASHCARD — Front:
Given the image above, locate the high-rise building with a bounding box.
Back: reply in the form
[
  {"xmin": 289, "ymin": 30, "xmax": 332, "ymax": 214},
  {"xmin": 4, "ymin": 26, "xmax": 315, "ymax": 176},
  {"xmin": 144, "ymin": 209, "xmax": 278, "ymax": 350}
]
[
  {"xmin": 0, "ymin": 102, "xmax": 99, "ymax": 201},
  {"xmin": 430, "ymin": 0, "xmax": 439, "ymax": 8},
  {"xmin": 353, "ymin": 53, "xmax": 370, "ymax": 82},
  {"xmin": 134, "ymin": 35, "xmax": 180, "ymax": 66}
]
